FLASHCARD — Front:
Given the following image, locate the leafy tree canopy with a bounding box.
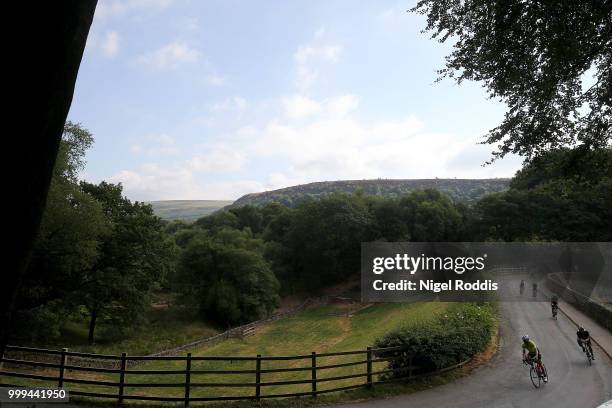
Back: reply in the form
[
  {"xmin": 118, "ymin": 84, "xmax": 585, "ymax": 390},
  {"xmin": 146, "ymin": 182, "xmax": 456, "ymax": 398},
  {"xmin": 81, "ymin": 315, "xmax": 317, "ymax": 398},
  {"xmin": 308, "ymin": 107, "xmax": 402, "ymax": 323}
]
[
  {"xmin": 177, "ymin": 228, "xmax": 279, "ymax": 326},
  {"xmin": 78, "ymin": 181, "xmax": 177, "ymax": 343},
  {"xmin": 412, "ymin": 0, "xmax": 612, "ymax": 160}
]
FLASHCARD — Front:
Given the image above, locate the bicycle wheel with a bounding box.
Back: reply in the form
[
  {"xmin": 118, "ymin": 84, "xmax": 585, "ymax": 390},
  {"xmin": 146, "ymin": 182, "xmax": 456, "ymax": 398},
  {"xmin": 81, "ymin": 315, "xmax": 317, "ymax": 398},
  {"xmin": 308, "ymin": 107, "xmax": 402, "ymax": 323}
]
[
  {"xmin": 530, "ymin": 366, "xmax": 540, "ymax": 388},
  {"xmin": 587, "ymin": 350, "xmax": 592, "ymax": 366}
]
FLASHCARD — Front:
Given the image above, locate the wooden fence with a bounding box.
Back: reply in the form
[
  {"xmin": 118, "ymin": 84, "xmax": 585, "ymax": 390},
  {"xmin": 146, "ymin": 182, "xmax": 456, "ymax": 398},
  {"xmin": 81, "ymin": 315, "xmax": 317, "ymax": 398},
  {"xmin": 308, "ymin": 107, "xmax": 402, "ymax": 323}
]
[{"xmin": 0, "ymin": 344, "xmax": 468, "ymax": 405}]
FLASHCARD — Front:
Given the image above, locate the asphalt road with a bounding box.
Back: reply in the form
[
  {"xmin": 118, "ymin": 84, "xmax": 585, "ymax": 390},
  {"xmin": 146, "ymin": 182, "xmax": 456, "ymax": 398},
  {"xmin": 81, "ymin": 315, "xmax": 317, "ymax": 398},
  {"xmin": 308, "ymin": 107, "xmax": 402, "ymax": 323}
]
[{"xmin": 339, "ymin": 301, "xmax": 612, "ymax": 408}]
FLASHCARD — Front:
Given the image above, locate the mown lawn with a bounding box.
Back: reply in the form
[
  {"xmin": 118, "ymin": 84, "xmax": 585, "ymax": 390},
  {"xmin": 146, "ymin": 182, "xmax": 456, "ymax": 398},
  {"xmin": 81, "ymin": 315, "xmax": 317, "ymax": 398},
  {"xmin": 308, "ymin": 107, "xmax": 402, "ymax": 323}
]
[{"xmin": 2, "ymin": 302, "xmax": 448, "ymax": 404}]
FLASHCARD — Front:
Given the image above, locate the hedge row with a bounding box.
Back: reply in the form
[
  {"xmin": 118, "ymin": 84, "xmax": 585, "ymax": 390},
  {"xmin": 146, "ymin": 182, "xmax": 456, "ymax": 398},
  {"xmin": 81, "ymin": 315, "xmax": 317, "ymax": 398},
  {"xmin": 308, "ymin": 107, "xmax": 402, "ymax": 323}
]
[{"xmin": 374, "ymin": 302, "xmax": 496, "ymax": 378}]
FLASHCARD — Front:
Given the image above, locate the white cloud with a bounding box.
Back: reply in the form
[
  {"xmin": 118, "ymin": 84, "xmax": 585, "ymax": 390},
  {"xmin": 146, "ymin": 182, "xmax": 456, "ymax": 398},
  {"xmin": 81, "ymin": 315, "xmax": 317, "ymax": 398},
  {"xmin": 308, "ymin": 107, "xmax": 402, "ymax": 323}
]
[
  {"xmin": 209, "ymin": 96, "xmax": 247, "ymax": 113},
  {"xmin": 283, "ymin": 95, "xmax": 322, "ymax": 120},
  {"xmin": 293, "ymin": 34, "xmax": 341, "ymax": 92},
  {"xmin": 294, "ymin": 44, "xmax": 340, "ymax": 64},
  {"xmin": 130, "ymin": 134, "xmax": 179, "ymax": 156},
  {"xmin": 248, "ymin": 113, "xmax": 445, "ymax": 181},
  {"xmin": 104, "ymin": 29, "xmax": 518, "ymax": 201},
  {"xmin": 101, "ymin": 31, "xmax": 120, "ymax": 57},
  {"xmin": 110, "ymin": 87, "xmax": 521, "ymax": 201},
  {"xmin": 137, "ymin": 42, "xmax": 201, "ymax": 70},
  {"xmin": 188, "ymin": 145, "xmax": 247, "ymax": 173},
  {"xmin": 283, "ymin": 94, "xmax": 359, "ymax": 120},
  {"xmin": 108, "ymin": 164, "xmax": 203, "ymax": 201},
  {"xmin": 96, "ymin": 0, "xmax": 175, "ymax": 19},
  {"xmin": 108, "ymin": 165, "xmax": 263, "ymax": 201}
]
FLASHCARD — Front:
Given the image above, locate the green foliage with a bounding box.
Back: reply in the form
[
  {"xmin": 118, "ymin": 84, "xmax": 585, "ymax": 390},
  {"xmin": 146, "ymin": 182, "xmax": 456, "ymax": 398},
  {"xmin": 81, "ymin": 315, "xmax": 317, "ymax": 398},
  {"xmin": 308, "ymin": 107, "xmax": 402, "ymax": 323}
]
[
  {"xmin": 283, "ymin": 193, "xmax": 373, "ymax": 291},
  {"xmin": 475, "ymin": 148, "xmax": 612, "ymax": 241},
  {"xmin": 374, "ymin": 303, "xmax": 496, "ymax": 377},
  {"xmin": 15, "ymin": 123, "xmax": 177, "ymax": 345},
  {"xmin": 400, "ymin": 189, "xmax": 464, "ymax": 241},
  {"xmin": 77, "ymin": 181, "xmax": 178, "ymax": 342},
  {"xmin": 229, "ymin": 204, "xmax": 265, "ymax": 234},
  {"xmin": 177, "ymin": 229, "xmax": 280, "ymax": 326},
  {"xmin": 511, "ymin": 147, "xmax": 612, "ymax": 190},
  {"xmin": 412, "ymin": 1, "xmax": 612, "ymax": 160},
  {"xmin": 19, "ymin": 124, "xmax": 109, "ymax": 313},
  {"xmin": 183, "ymin": 190, "xmax": 473, "ymax": 295},
  {"xmin": 194, "ymin": 210, "xmax": 240, "ymax": 230},
  {"xmin": 54, "ymin": 121, "xmax": 94, "ymax": 182},
  {"xmin": 231, "ymin": 179, "xmax": 510, "ymax": 208}
]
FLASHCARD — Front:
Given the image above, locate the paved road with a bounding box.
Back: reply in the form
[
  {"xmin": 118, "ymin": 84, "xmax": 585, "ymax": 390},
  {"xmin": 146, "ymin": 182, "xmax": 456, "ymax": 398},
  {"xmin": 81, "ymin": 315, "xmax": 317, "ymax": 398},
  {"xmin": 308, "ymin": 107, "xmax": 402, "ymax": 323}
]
[{"xmin": 339, "ymin": 301, "xmax": 612, "ymax": 408}]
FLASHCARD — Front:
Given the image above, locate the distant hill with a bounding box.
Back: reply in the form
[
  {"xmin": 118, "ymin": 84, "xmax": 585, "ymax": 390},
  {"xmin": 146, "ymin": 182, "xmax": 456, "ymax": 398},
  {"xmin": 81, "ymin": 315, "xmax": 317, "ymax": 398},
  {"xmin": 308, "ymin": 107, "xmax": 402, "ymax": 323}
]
[
  {"xmin": 230, "ymin": 179, "xmax": 511, "ymax": 208},
  {"xmin": 149, "ymin": 200, "xmax": 233, "ymax": 221}
]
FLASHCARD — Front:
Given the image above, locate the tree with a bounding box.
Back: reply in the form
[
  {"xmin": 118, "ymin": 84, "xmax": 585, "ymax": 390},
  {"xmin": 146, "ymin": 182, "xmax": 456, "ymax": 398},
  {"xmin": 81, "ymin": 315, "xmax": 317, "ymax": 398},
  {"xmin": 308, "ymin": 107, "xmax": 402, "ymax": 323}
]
[
  {"xmin": 229, "ymin": 205, "xmax": 264, "ymax": 234},
  {"xmin": 511, "ymin": 147, "xmax": 612, "ymax": 189},
  {"xmin": 284, "ymin": 194, "xmax": 373, "ymax": 291},
  {"xmin": 412, "ymin": 1, "xmax": 612, "ymax": 160},
  {"xmin": 400, "ymin": 189, "xmax": 463, "ymax": 241},
  {"xmin": 4, "ymin": 0, "xmax": 97, "ymax": 352},
  {"xmin": 475, "ymin": 171, "xmax": 612, "ymax": 242},
  {"xmin": 195, "ymin": 211, "xmax": 240, "ymax": 231},
  {"xmin": 177, "ymin": 229, "xmax": 280, "ymax": 326},
  {"xmin": 78, "ymin": 182, "xmax": 176, "ymax": 343},
  {"xmin": 18, "ymin": 124, "xmax": 109, "ymax": 312},
  {"xmin": 367, "ymin": 197, "xmax": 411, "ymax": 241},
  {"xmin": 12, "ymin": 124, "xmax": 109, "ymax": 342}
]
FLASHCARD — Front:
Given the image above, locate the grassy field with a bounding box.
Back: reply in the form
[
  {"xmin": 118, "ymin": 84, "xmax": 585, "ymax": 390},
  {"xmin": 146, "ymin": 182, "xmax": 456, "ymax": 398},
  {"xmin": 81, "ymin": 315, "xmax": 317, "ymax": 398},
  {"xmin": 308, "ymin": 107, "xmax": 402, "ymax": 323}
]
[
  {"xmin": 149, "ymin": 200, "xmax": 233, "ymax": 221},
  {"xmin": 4, "ymin": 302, "xmax": 449, "ymax": 403},
  {"xmin": 24, "ymin": 306, "xmax": 218, "ymax": 356}
]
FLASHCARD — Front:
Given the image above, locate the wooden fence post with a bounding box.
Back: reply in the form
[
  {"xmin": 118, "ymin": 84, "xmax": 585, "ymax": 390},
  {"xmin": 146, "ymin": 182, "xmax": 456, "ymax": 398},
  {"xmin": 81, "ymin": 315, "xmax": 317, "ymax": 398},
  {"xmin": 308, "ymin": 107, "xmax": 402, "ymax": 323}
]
[
  {"xmin": 255, "ymin": 354, "xmax": 261, "ymax": 401},
  {"xmin": 366, "ymin": 347, "xmax": 372, "ymax": 389},
  {"xmin": 58, "ymin": 348, "xmax": 68, "ymax": 388},
  {"xmin": 118, "ymin": 352, "xmax": 127, "ymax": 405},
  {"xmin": 184, "ymin": 353, "xmax": 192, "ymax": 407},
  {"xmin": 311, "ymin": 352, "xmax": 317, "ymax": 398}
]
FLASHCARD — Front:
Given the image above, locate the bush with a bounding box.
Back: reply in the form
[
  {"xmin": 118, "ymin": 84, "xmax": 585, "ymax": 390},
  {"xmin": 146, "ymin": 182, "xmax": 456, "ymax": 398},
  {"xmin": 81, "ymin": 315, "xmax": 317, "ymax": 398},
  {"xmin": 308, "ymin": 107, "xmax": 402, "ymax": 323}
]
[{"xmin": 374, "ymin": 303, "xmax": 495, "ymax": 378}]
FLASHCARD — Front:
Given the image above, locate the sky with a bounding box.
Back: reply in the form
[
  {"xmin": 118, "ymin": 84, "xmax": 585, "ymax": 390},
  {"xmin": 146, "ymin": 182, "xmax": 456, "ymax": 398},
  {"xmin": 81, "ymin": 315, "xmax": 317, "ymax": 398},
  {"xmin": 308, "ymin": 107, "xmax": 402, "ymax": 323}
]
[{"xmin": 69, "ymin": 0, "xmax": 523, "ymax": 202}]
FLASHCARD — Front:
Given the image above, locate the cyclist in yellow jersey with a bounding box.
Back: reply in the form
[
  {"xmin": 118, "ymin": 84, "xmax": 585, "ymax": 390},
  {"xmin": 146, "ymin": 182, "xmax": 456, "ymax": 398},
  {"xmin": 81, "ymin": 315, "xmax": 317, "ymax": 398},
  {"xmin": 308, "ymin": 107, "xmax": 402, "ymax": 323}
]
[{"xmin": 522, "ymin": 335, "xmax": 547, "ymax": 382}]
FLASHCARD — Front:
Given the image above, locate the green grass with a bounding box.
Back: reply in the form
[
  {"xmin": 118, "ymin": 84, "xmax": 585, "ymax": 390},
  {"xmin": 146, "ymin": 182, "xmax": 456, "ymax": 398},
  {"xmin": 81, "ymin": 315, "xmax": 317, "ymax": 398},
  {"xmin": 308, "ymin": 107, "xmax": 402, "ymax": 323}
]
[
  {"xmin": 27, "ymin": 306, "xmax": 218, "ymax": 356},
  {"xmin": 148, "ymin": 200, "xmax": 233, "ymax": 221},
  {"xmin": 3, "ymin": 302, "xmax": 449, "ymax": 404}
]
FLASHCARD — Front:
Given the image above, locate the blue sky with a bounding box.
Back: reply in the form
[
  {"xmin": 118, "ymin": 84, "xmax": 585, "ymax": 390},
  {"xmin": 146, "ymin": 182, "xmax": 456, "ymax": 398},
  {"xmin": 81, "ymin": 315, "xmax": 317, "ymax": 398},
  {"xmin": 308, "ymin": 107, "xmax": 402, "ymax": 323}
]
[{"xmin": 70, "ymin": 0, "xmax": 522, "ymax": 201}]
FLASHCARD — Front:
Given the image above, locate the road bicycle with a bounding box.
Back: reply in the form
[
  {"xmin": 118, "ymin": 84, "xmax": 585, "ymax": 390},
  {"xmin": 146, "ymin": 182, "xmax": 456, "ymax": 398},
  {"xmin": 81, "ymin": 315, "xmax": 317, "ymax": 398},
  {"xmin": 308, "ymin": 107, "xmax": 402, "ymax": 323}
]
[{"xmin": 523, "ymin": 356, "xmax": 548, "ymax": 388}]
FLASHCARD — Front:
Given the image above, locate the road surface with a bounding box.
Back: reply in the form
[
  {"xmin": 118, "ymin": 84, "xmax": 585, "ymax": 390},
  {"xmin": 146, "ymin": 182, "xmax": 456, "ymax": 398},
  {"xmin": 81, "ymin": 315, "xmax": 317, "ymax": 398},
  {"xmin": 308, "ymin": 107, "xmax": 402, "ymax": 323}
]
[{"xmin": 339, "ymin": 301, "xmax": 612, "ymax": 408}]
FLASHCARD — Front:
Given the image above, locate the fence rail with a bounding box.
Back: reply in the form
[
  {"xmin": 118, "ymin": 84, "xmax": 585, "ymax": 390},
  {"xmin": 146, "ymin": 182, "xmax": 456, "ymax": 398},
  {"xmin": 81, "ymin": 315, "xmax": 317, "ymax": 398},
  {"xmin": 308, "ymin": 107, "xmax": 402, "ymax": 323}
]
[{"xmin": 0, "ymin": 344, "xmax": 469, "ymax": 405}]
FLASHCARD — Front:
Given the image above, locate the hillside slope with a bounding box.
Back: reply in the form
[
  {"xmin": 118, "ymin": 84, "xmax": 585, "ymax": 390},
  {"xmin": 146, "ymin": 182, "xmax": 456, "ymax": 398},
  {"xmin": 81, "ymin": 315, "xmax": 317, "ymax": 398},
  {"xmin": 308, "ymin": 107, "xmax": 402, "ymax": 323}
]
[
  {"xmin": 230, "ymin": 178, "xmax": 510, "ymax": 208},
  {"xmin": 149, "ymin": 200, "xmax": 233, "ymax": 221}
]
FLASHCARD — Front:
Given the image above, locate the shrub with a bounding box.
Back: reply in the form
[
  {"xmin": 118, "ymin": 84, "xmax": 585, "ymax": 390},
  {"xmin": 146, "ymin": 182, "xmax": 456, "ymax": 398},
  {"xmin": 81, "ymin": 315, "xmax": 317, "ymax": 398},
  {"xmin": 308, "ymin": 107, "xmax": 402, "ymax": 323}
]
[{"xmin": 374, "ymin": 303, "xmax": 495, "ymax": 378}]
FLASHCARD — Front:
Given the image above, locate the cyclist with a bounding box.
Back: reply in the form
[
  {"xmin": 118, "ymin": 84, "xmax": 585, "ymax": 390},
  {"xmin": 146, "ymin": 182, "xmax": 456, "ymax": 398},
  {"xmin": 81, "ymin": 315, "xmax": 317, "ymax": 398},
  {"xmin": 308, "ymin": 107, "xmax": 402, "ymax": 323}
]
[
  {"xmin": 551, "ymin": 295, "xmax": 559, "ymax": 318},
  {"xmin": 577, "ymin": 327, "xmax": 595, "ymax": 359},
  {"xmin": 532, "ymin": 282, "xmax": 538, "ymax": 298},
  {"xmin": 520, "ymin": 280, "xmax": 525, "ymax": 295},
  {"xmin": 522, "ymin": 335, "xmax": 547, "ymax": 382}
]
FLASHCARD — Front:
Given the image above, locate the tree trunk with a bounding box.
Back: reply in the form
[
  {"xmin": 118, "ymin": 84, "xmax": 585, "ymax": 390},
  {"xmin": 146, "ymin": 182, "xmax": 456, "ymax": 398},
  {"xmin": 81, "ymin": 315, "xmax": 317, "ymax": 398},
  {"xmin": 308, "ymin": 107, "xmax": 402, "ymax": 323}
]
[
  {"xmin": 88, "ymin": 308, "xmax": 98, "ymax": 345},
  {"xmin": 1, "ymin": 1, "xmax": 98, "ymax": 353}
]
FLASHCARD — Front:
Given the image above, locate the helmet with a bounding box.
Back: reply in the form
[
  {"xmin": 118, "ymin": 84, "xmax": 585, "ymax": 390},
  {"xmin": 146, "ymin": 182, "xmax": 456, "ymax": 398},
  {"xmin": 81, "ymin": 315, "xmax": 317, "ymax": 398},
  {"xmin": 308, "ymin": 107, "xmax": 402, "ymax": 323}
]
[
  {"xmin": 578, "ymin": 327, "xmax": 584, "ymax": 332},
  {"xmin": 522, "ymin": 335, "xmax": 530, "ymax": 342}
]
